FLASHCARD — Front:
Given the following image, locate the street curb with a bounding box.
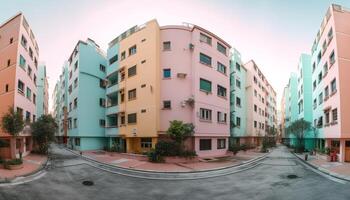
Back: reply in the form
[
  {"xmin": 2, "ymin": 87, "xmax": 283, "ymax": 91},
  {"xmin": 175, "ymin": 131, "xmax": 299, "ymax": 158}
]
[
  {"xmin": 0, "ymin": 155, "xmax": 49, "ymax": 185},
  {"xmin": 64, "ymin": 147, "xmax": 270, "ymax": 174},
  {"xmin": 292, "ymin": 152, "xmax": 350, "ymax": 182}
]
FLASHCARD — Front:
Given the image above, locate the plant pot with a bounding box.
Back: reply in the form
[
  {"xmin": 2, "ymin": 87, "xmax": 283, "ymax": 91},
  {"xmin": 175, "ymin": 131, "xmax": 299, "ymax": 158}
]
[{"xmin": 5, "ymin": 163, "xmax": 23, "ymax": 170}]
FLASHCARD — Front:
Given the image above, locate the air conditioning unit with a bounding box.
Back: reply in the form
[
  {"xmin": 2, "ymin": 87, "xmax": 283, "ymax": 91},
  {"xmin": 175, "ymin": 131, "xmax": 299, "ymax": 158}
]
[
  {"xmin": 177, "ymin": 73, "xmax": 187, "ymax": 78},
  {"xmin": 189, "ymin": 43, "xmax": 194, "ymax": 50}
]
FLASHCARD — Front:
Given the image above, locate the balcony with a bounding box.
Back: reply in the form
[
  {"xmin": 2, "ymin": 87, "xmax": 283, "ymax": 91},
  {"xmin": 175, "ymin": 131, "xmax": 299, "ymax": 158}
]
[
  {"xmin": 105, "ymin": 127, "xmax": 119, "ymax": 136},
  {"xmin": 106, "ymin": 105, "xmax": 118, "ymax": 115},
  {"xmin": 107, "ymin": 84, "xmax": 118, "ymax": 94}
]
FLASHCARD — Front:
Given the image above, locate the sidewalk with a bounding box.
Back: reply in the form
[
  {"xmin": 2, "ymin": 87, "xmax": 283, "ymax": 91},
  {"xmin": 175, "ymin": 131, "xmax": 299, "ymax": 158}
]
[
  {"xmin": 0, "ymin": 154, "xmax": 47, "ymax": 180},
  {"xmin": 72, "ymin": 149, "xmax": 266, "ymax": 172},
  {"xmin": 295, "ymin": 152, "xmax": 350, "ymax": 181}
]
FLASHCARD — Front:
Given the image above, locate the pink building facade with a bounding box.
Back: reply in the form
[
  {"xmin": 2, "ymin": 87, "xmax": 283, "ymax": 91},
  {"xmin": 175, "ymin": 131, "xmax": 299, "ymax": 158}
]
[
  {"xmin": 159, "ymin": 24, "xmax": 231, "ymax": 157},
  {"xmin": 311, "ymin": 4, "xmax": 350, "ymax": 162},
  {"xmin": 0, "ymin": 13, "xmax": 39, "ymax": 159}
]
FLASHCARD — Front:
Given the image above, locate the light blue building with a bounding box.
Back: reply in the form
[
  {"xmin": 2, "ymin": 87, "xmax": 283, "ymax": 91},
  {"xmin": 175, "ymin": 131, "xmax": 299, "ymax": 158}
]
[
  {"xmin": 66, "ymin": 38, "xmax": 108, "ymax": 151},
  {"xmin": 230, "ymin": 49, "xmax": 247, "ymax": 144}
]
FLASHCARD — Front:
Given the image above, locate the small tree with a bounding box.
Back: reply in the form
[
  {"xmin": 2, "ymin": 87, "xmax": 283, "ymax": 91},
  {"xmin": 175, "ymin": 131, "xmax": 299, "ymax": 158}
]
[
  {"xmin": 287, "ymin": 119, "xmax": 311, "ymax": 153},
  {"xmin": 1, "ymin": 107, "xmax": 24, "ymax": 136},
  {"xmin": 31, "ymin": 115, "xmax": 57, "ymax": 154},
  {"xmin": 167, "ymin": 120, "xmax": 194, "ymax": 151}
]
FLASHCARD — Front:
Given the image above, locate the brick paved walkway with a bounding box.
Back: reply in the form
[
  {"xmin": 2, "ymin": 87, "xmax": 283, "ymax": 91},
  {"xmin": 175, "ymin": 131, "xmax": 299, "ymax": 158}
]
[{"xmin": 0, "ymin": 154, "xmax": 47, "ymax": 180}]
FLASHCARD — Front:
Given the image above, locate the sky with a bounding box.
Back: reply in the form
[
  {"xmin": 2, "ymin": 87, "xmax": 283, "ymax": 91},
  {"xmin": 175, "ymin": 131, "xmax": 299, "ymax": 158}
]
[{"xmin": 1, "ymin": 0, "xmax": 350, "ymax": 112}]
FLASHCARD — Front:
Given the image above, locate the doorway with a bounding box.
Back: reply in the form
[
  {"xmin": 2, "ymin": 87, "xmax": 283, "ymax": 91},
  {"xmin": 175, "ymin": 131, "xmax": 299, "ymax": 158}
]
[{"xmin": 345, "ymin": 141, "xmax": 350, "ymax": 162}]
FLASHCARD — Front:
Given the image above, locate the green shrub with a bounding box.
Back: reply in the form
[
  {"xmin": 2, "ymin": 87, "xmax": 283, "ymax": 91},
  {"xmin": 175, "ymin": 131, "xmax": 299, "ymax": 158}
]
[
  {"xmin": 5, "ymin": 158, "xmax": 23, "ymax": 165},
  {"xmin": 155, "ymin": 140, "xmax": 180, "ymax": 156},
  {"xmin": 147, "ymin": 149, "xmax": 164, "ymax": 163},
  {"xmin": 229, "ymin": 143, "xmax": 240, "ymax": 155},
  {"xmin": 240, "ymin": 144, "xmax": 248, "ymax": 151}
]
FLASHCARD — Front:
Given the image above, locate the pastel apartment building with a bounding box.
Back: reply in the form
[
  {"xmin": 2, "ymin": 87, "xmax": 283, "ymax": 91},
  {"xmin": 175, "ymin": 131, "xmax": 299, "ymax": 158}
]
[
  {"xmin": 53, "ymin": 62, "xmax": 68, "ymax": 144},
  {"xmin": 36, "ymin": 63, "xmax": 49, "ymax": 117},
  {"xmin": 230, "ymin": 49, "xmax": 247, "ymax": 144},
  {"xmin": 241, "ymin": 60, "xmax": 277, "ymax": 146},
  {"xmin": 66, "ymin": 39, "xmax": 108, "ymax": 151},
  {"xmin": 281, "ymin": 4, "xmax": 350, "ymax": 162},
  {"xmin": 104, "ymin": 20, "xmax": 231, "ymax": 157},
  {"xmin": 0, "ymin": 13, "xmax": 39, "ymax": 158}
]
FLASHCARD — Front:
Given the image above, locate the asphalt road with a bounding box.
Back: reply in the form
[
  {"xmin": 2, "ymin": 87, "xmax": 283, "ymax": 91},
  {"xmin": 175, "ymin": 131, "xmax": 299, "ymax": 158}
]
[{"xmin": 0, "ymin": 145, "xmax": 349, "ymax": 200}]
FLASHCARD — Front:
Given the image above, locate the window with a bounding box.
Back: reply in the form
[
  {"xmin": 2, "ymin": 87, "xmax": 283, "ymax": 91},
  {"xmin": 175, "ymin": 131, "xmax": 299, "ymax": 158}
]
[
  {"xmin": 200, "ymin": 33, "xmax": 212, "ymax": 45},
  {"xmin": 18, "ymin": 80, "xmax": 24, "ymax": 94},
  {"xmin": 324, "ymin": 86, "xmax": 329, "ymax": 98},
  {"xmin": 318, "ymin": 72, "xmax": 322, "ymax": 84},
  {"xmin": 199, "ymin": 139, "xmax": 212, "ymax": 150},
  {"xmin": 332, "ymin": 108, "xmax": 338, "ymax": 122},
  {"xmin": 163, "ymin": 41, "xmax": 171, "ymax": 51},
  {"xmin": 236, "ymin": 117, "xmax": 241, "ymax": 127},
  {"xmin": 69, "ymin": 103, "xmax": 72, "ymax": 111},
  {"xmin": 200, "ymin": 53, "xmax": 212, "ymax": 66},
  {"xmin": 200, "ymin": 78, "xmax": 212, "ymax": 93},
  {"xmin": 323, "ymin": 63, "xmax": 328, "ymax": 75},
  {"xmin": 10, "ymin": 37, "xmax": 13, "ymax": 44},
  {"xmin": 128, "ymin": 65, "xmax": 137, "ymax": 77},
  {"xmin": 254, "ymin": 121, "xmax": 257, "ymax": 128},
  {"xmin": 128, "ymin": 89, "xmax": 136, "ymax": 100},
  {"xmin": 28, "ymin": 48, "xmax": 33, "ymax": 59},
  {"xmin": 217, "ymin": 42, "xmax": 227, "ymax": 55},
  {"xmin": 5, "ymin": 84, "xmax": 9, "ymax": 92},
  {"xmin": 100, "ymin": 79, "xmax": 106, "ymax": 88},
  {"xmin": 254, "ymin": 90, "xmax": 257, "ymax": 97},
  {"xmin": 217, "ymin": 112, "xmax": 227, "ymax": 123},
  {"xmin": 317, "ymin": 52, "xmax": 321, "ymax": 64},
  {"xmin": 331, "ymin": 79, "xmax": 337, "ymax": 93},
  {"xmin": 254, "ymin": 105, "xmax": 257, "ymax": 112},
  {"xmin": 329, "ymin": 51, "xmax": 335, "ymax": 65},
  {"xmin": 25, "ymin": 111, "xmax": 31, "ymax": 123},
  {"xmin": 217, "ymin": 139, "xmax": 226, "ymax": 149},
  {"xmin": 328, "ymin": 28, "xmax": 333, "ymax": 41},
  {"xmin": 21, "ymin": 35, "xmax": 27, "ymax": 48},
  {"xmin": 74, "ymin": 78, "xmax": 78, "ymax": 88},
  {"xmin": 236, "ymin": 97, "xmax": 241, "ymax": 107},
  {"xmin": 318, "ymin": 92, "xmax": 323, "ymax": 105},
  {"xmin": 129, "ymin": 45, "xmax": 137, "ymax": 56},
  {"xmin": 163, "ymin": 69, "xmax": 171, "ymax": 78},
  {"xmin": 217, "ymin": 62, "xmax": 226, "ymax": 74},
  {"xmin": 127, "ymin": 113, "xmax": 137, "ymax": 124},
  {"xmin": 163, "ymin": 100, "xmax": 171, "ymax": 109},
  {"xmin": 312, "ymin": 62, "xmax": 316, "ymax": 72},
  {"xmin": 99, "ymin": 119, "xmax": 105, "ymax": 127},
  {"xmin": 313, "ymin": 99, "xmax": 317, "ymax": 109},
  {"xmin": 69, "ymin": 71, "xmax": 72, "ymax": 79},
  {"xmin": 26, "ymin": 87, "xmax": 31, "ymax": 100},
  {"xmin": 75, "ymin": 138, "xmax": 80, "ymax": 146},
  {"xmin": 100, "ymin": 64, "xmax": 106, "ymax": 72},
  {"xmin": 217, "ymin": 85, "xmax": 227, "ymax": 97},
  {"xmin": 33, "ymin": 75, "xmax": 36, "ymax": 85},
  {"xmin": 199, "ymin": 108, "xmax": 212, "ymax": 121},
  {"xmin": 99, "ymin": 98, "xmax": 106, "ymax": 107},
  {"xmin": 236, "ymin": 80, "xmax": 241, "ymax": 89},
  {"xmin": 27, "ymin": 66, "xmax": 32, "ymax": 78},
  {"xmin": 74, "ymin": 61, "xmax": 78, "ymax": 71},
  {"xmin": 317, "ymin": 116, "xmax": 323, "ymax": 128},
  {"xmin": 7, "ymin": 59, "xmax": 11, "ymax": 67},
  {"xmin": 313, "ymin": 81, "xmax": 316, "ymax": 91},
  {"xmin": 236, "ymin": 63, "xmax": 241, "ymax": 71},
  {"xmin": 68, "ymin": 85, "xmax": 72, "ymax": 94},
  {"xmin": 19, "ymin": 55, "xmax": 26, "ymax": 69},
  {"xmin": 74, "ymin": 98, "xmax": 78, "ymax": 108},
  {"xmin": 109, "ymin": 54, "xmax": 118, "ymax": 65},
  {"xmin": 325, "ymin": 111, "xmax": 330, "ymax": 124},
  {"xmin": 121, "ymin": 51, "xmax": 126, "ymax": 60},
  {"xmin": 141, "ymin": 138, "xmax": 152, "ymax": 148},
  {"xmin": 74, "ymin": 118, "xmax": 78, "ymax": 128}
]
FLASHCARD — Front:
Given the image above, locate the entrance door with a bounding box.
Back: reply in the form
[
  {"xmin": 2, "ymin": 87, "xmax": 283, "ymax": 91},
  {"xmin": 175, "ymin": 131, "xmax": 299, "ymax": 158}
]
[{"xmin": 345, "ymin": 141, "xmax": 350, "ymax": 162}]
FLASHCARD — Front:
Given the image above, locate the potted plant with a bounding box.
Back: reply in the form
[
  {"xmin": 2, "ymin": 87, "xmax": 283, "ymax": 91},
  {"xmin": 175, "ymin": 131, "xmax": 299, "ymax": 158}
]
[{"xmin": 4, "ymin": 158, "xmax": 23, "ymax": 170}]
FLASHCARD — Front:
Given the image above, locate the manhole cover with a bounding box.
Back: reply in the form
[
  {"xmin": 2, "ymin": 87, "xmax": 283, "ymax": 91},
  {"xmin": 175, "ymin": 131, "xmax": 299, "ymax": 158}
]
[
  {"xmin": 82, "ymin": 180, "xmax": 94, "ymax": 186},
  {"xmin": 287, "ymin": 174, "xmax": 298, "ymax": 179}
]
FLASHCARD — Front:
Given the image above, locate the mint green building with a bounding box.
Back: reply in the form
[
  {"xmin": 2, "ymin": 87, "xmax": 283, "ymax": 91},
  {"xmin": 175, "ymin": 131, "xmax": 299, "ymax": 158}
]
[
  {"xmin": 36, "ymin": 64, "xmax": 48, "ymax": 117},
  {"xmin": 66, "ymin": 38, "xmax": 108, "ymax": 151},
  {"xmin": 230, "ymin": 49, "xmax": 247, "ymax": 144}
]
